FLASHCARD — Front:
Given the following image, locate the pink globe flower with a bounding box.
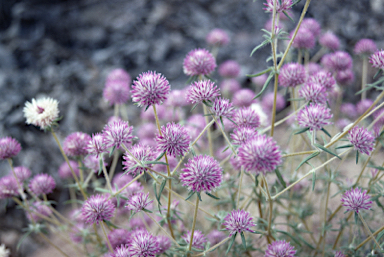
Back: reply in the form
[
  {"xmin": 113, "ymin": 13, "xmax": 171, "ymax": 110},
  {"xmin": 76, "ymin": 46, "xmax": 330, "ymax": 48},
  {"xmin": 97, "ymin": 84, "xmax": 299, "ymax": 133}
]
[
  {"xmin": 103, "ymin": 80, "xmax": 130, "ymax": 105},
  {"xmin": 238, "ymin": 134, "xmax": 282, "ymax": 174},
  {"xmin": 341, "ymin": 187, "xmax": 372, "ymax": 213},
  {"xmin": 106, "ymin": 68, "xmax": 131, "ymax": 84},
  {"xmin": 27, "ymin": 201, "xmax": 53, "ymax": 223},
  {"xmin": 108, "ymin": 229, "xmax": 131, "ymax": 249},
  {"xmin": 206, "ymin": 29, "xmax": 230, "ymax": 47},
  {"xmin": 319, "ymin": 31, "xmax": 340, "ymax": 51},
  {"xmin": 128, "ymin": 230, "xmax": 160, "ymax": 257},
  {"xmin": 122, "ymin": 144, "xmax": 155, "ymax": 176},
  {"xmin": 165, "ymin": 89, "xmax": 188, "ymax": 107},
  {"xmin": 230, "ymin": 126, "xmax": 258, "ymax": 146},
  {"xmin": 335, "ymin": 69, "xmax": 355, "ymax": 86},
  {"xmin": 348, "ymin": 126, "xmax": 375, "ymax": 155},
  {"xmin": 156, "ymin": 236, "xmax": 172, "ymax": 254},
  {"xmin": 252, "ymin": 74, "xmax": 268, "ymax": 87},
  {"xmin": 356, "ymin": 99, "xmax": 374, "ymax": 115},
  {"xmin": 340, "ymin": 103, "xmax": 357, "ymax": 119},
  {"xmin": 328, "ymin": 51, "xmax": 353, "ymax": 71},
  {"xmin": 0, "ymin": 137, "xmax": 21, "ymax": 160},
  {"xmin": 29, "ymin": 174, "xmax": 56, "ymax": 196},
  {"xmin": 84, "ymin": 155, "xmax": 106, "ymax": 173},
  {"xmin": 0, "ymin": 175, "xmax": 19, "ymax": 199},
  {"xmin": 85, "ymin": 133, "xmax": 107, "ymax": 157},
  {"xmin": 279, "ymin": 63, "xmax": 306, "ymax": 88},
  {"xmin": 131, "ymin": 71, "xmax": 171, "ymax": 107},
  {"xmin": 13, "ymin": 166, "xmax": 31, "ymax": 183},
  {"xmin": 211, "ymin": 97, "xmax": 235, "ymax": 119},
  {"xmin": 301, "ymin": 18, "xmax": 321, "ymax": 37},
  {"xmin": 354, "ymin": 39, "xmax": 377, "ymax": 55},
  {"xmin": 370, "ymin": 50, "xmax": 384, "ymax": 70},
  {"xmin": 220, "ymin": 79, "xmax": 241, "ymax": 95},
  {"xmin": 183, "ymin": 48, "xmax": 217, "ymax": 76},
  {"xmin": 297, "ymin": 103, "xmax": 333, "ymax": 131},
  {"xmin": 305, "ymin": 63, "xmax": 322, "ymax": 76},
  {"xmin": 232, "ymin": 107, "xmax": 261, "ymax": 128},
  {"xmin": 334, "ymin": 251, "xmax": 346, "ymax": 257},
  {"xmin": 298, "ymin": 82, "xmax": 327, "ymax": 104},
  {"xmin": 103, "ymin": 120, "xmax": 133, "ymax": 149},
  {"xmin": 182, "ymin": 230, "xmax": 207, "ymax": 250},
  {"xmin": 291, "ymin": 28, "xmax": 315, "ymax": 49},
  {"xmin": 180, "ymin": 155, "xmax": 223, "ymax": 193},
  {"xmin": 232, "ymin": 89, "xmax": 256, "ymax": 107},
  {"xmin": 126, "ymin": 192, "xmax": 153, "ymax": 213},
  {"xmin": 156, "ymin": 122, "xmax": 191, "ymax": 158},
  {"xmin": 82, "ymin": 194, "xmax": 115, "ymax": 224},
  {"xmin": 263, "ymin": 0, "xmax": 292, "ymax": 13},
  {"xmin": 265, "ymin": 240, "xmax": 297, "ymax": 257},
  {"xmin": 58, "ymin": 160, "xmax": 80, "ymax": 180},
  {"xmin": 186, "ymin": 80, "xmax": 220, "ymax": 104},
  {"xmin": 63, "ymin": 132, "xmax": 91, "ymax": 157},
  {"xmin": 218, "ymin": 60, "xmax": 241, "ymax": 78},
  {"xmin": 308, "ymin": 71, "xmax": 336, "ymax": 91},
  {"xmin": 111, "ymin": 245, "xmax": 130, "ymax": 257},
  {"xmin": 223, "ymin": 209, "xmax": 256, "ymax": 236}
]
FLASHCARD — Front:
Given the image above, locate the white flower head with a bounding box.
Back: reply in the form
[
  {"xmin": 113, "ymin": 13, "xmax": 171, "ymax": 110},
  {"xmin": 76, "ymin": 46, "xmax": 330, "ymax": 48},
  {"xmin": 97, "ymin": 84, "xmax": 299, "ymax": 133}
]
[
  {"xmin": 0, "ymin": 244, "xmax": 10, "ymax": 257},
  {"xmin": 23, "ymin": 97, "xmax": 59, "ymax": 130}
]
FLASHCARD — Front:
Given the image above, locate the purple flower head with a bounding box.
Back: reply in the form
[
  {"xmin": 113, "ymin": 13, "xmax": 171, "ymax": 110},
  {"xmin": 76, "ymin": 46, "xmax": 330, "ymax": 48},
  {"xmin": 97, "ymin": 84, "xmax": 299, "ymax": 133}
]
[
  {"xmin": 0, "ymin": 176, "xmax": 19, "ymax": 199},
  {"xmin": 218, "ymin": 60, "xmax": 241, "ymax": 78},
  {"xmin": 29, "ymin": 174, "xmax": 56, "ymax": 196},
  {"xmin": 13, "ymin": 166, "xmax": 31, "ymax": 183},
  {"xmin": 356, "ymin": 99, "xmax": 374, "ymax": 115},
  {"xmin": 329, "ymin": 51, "xmax": 353, "ymax": 71},
  {"xmin": 183, "ymin": 48, "xmax": 217, "ymax": 76},
  {"xmin": 336, "ymin": 69, "xmax": 355, "ymax": 86},
  {"xmin": 106, "ymin": 68, "xmax": 131, "ymax": 84},
  {"xmin": 206, "ymin": 29, "xmax": 230, "ymax": 47},
  {"xmin": 301, "ymin": 18, "xmax": 321, "ymax": 37},
  {"xmin": 137, "ymin": 123, "xmax": 156, "ymax": 140},
  {"xmin": 238, "ymin": 134, "xmax": 282, "ymax": 174},
  {"xmin": 111, "ymin": 245, "xmax": 130, "ymax": 257},
  {"xmin": 348, "ymin": 126, "xmax": 375, "ymax": 155},
  {"xmin": 103, "ymin": 80, "xmax": 130, "ymax": 105},
  {"xmin": 156, "ymin": 236, "xmax": 172, "ymax": 254},
  {"xmin": 82, "ymin": 194, "xmax": 115, "ymax": 224},
  {"xmin": 156, "ymin": 122, "xmax": 191, "ymax": 158},
  {"xmin": 63, "ymin": 132, "xmax": 91, "ymax": 157},
  {"xmin": 84, "ymin": 155, "xmax": 106, "ymax": 173},
  {"xmin": 232, "ymin": 107, "xmax": 261, "ymax": 128},
  {"xmin": 307, "ymin": 71, "xmax": 335, "ymax": 91},
  {"xmin": 341, "ymin": 187, "xmax": 372, "ymax": 213},
  {"xmin": 122, "ymin": 144, "xmax": 155, "ymax": 176},
  {"xmin": 279, "ymin": 63, "xmax": 306, "ymax": 88},
  {"xmin": 298, "ymin": 82, "xmax": 327, "ymax": 104},
  {"xmin": 232, "ymin": 89, "xmax": 256, "ymax": 107},
  {"xmin": 186, "ymin": 80, "xmax": 220, "ymax": 104},
  {"xmin": 223, "ymin": 209, "xmax": 256, "ymax": 236},
  {"xmin": 262, "ymin": 92, "xmax": 286, "ymax": 112},
  {"xmin": 291, "ymin": 28, "xmax": 315, "ymax": 49},
  {"xmin": 220, "ymin": 79, "xmax": 241, "ymax": 96},
  {"xmin": 0, "ymin": 137, "xmax": 21, "ymax": 160},
  {"xmin": 340, "ymin": 103, "xmax": 357, "ymax": 119},
  {"xmin": 131, "ymin": 71, "xmax": 171, "ymax": 107},
  {"xmin": 58, "ymin": 160, "xmax": 80, "ymax": 180},
  {"xmin": 165, "ymin": 89, "xmax": 188, "ymax": 107},
  {"xmin": 180, "ymin": 155, "xmax": 223, "ymax": 193},
  {"xmin": 27, "ymin": 201, "xmax": 53, "ymax": 223},
  {"xmin": 252, "ymin": 74, "xmax": 268, "ymax": 87},
  {"xmin": 306, "ymin": 63, "xmax": 322, "ymax": 76},
  {"xmin": 182, "ymin": 230, "xmax": 207, "ymax": 250},
  {"xmin": 188, "ymin": 114, "xmax": 207, "ymax": 131},
  {"xmin": 128, "ymin": 230, "xmax": 160, "ymax": 257},
  {"xmin": 103, "ymin": 120, "xmax": 133, "ymax": 149},
  {"xmin": 207, "ymin": 230, "xmax": 227, "ymax": 245},
  {"xmin": 108, "ymin": 229, "xmax": 131, "ymax": 249},
  {"xmin": 370, "ymin": 50, "xmax": 384, "ymax": 70},
  {"xmin": 230, "ymin": 126, "xmax": 258, "ymax": 146},
  {"xmin": 354, "ymin": 39, "xmax": 377, "ymax": 55},
  {"xmin": 297, "ymin": 103, "xmax": 333, "ymax": 131},
  {"xmin": 126, "ymin": 192, "xmax": 153, "ymax": 213},
  {"xmin": 319, "ymin": 31, "xmax": 340, "ymax": 51},
  {"xmin": 85, "ymin": 133, "xmax": 107, "ymax": 157},
  {"xmin": 263, "ymin": 0, "xmax": 292, "ymax": 13},
  {"xmin": 334, "ymin": 251, "xmax": 345, "ymax": 257},
  {"xmin": 265, "ymin": 240, "xmax": 297, "ymax": 257},
  {"xmin": 130, "ymin": 217, "xmax": 153, "ymax": 230},
  {"xmin": 211, "ymin": 98, "xmax": 235, "ymax": 119}
]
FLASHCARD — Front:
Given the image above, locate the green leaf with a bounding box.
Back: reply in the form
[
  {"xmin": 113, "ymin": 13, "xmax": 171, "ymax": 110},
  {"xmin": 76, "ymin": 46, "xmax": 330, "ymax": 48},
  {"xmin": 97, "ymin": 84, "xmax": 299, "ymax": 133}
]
[
  {"xmin": 240, "ymin": 232, "xmax": 246, "ymax": 250},
  {"xmin": 373, "ymin": 69, "xmax": 381, "ymax": 79},
  {"xmin": 254, "ymin": 72, "xmax": 274, "ymax": 99},
  {"xmin": 98, "ymin": 157, "xmax": 104, "ymax": 176},
  {"xmin": 145, "ymin": 104, "xmax": 151, "ymax": 112},
  {"xmin": 226, "ymin": 233, "xmax": 237, "ymax": 255},
  {"xmin": 356, "ymin": 150, "xmax": 359, "ymax": 164},
  {"xmin": 312, "ymin": 172, "xmax": 316, "ymax": 191},
  {"xmin": 185, "ymin": 191, "xmax": 195, "ymax": 201},
  {"xmin": 246, "ymin": 67, "xmax": 272, "ymax": 78},
  {"xmin": 290, "ymin": 0, "xmax": 302, "ymax": 7},
  {"xmin": 109, "ymin": 146, "xmax": 116, "ymax": 157},
  {"xmin": 368, "ymin": 165, "xmax": 384, "ymax": 171},
  {"xmin": 155, "ymin": 151, "xmax": 166, "ymax": 161},
  {"xmin": 145, "ymin": 161, "xmax": 168, "ymax": 165},
  {"xmin": 197, "ymin": 192, "xmax": 202, "ymax": 201},
  {"xmin": 250, "ymin": 39, "xmax": 271, "ymax": 57},
  {"xmin": 104, "ymin": 220, "xmax": 119, "ymax": 229},
  {"xmin": 287, "ymin": 97, "xmax": 305, "ymax": 101},
  {"xmin": 205, "ymin": 192, "xmax": 220, "ymax": 200},
  {"xmin": 321, "ymin": 128, "xmax": 331, "ymax": 138},
  {"xmin": 335, "ymin": 144, "xmax": 353, "ymax": 149},
  {"xmin": 283, "ymin": 10, "xmax": 295, "ymax": 22},
  {"xmin": 95, "ymin": 187, "xmax": 111, "ymax": 193},
  {"xmin": 220, "ymin": 116, "xmax": 225, "ymax": 131},
  {"xmin": 294, "ymin": 127, "xmax": 310, "ymax": 135},
  {"xmin": 314, "ymin": 143, "xmax": 341, "ymax": 159},
  {"xmin": 295, "ymin": 151, "xmax": 320, "ymax": 171},
  {"xmin": 191, "ymin": 103, "xmax": 199, "ymax": 112},
  {"xmin": 159, "ymin": 179, "xmax": 166, "ymax": 199},
  {"xmin": 17, "ymin": 230, "xmax": 32, "ymax": 250},
  {"xmin": 276, "ymin": 230, "xmax": 302, "ymax": 247},
  {"xmin": 143, "ymin": 208, "xmax": 153, "ymax": 213},
  {"xmin": 275, "ymin": 168, "xmax": 286, "ymax": 188}
]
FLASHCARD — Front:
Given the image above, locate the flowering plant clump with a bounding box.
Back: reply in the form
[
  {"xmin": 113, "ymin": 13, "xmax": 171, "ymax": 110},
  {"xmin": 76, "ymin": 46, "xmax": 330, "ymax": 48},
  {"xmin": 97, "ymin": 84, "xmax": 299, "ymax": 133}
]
[{"xmin": 4, "ymin": 2, "xmax": 384, "ymax": 257}]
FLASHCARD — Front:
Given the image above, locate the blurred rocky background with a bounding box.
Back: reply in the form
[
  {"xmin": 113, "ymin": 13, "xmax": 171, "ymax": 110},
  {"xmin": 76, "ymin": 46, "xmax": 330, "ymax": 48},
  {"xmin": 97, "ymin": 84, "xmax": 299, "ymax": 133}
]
[{"xmin": 0, "ymin": 0, "xmax": 384, "ymax": 256}]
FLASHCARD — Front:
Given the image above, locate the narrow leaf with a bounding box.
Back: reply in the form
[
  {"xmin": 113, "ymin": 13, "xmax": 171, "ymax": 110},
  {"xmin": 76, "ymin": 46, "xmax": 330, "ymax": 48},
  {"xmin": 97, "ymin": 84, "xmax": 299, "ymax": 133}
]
[
  {"xmin": 275, "ymin": 168, "xmax": 286, "ymax": 188},
  {"xmin": 254, "ymin": 72, "xmax": 274, "ymax": 99},
  {"xmin": 295, "ymin": 151, "xmax": 320, "ymax": 171},
  {"xmin": 240, "ymin": 232, "xmax": 246, "ymax": 250},
  {"xmin": 312, "ymin": 172, "xmax": 316, "ymax": 191},
  {"xmin": 335, "ymin": 144, "xmax": 353, "ymax": 150},
  {"xmin": 246, "ymin": 67, "xmax": 272, "ymax": 78},
  {"xmin": 205, "ymin": 192, "xmax": 220, "ymax": 200},
  {"xmin": 294, "ymin": 127, "xmax": 310, "ymax": 135},
  {"xmin": 283, "ymin": 10, "xmax": 295, "ymax": 22},
  {"xmin": 321, "ymin": 128, "xmax": 331, "ymax": 138},
  {"xmin": 356, "ymin": 151, "xmax": 359, "ymax": 164},
  {"xmin": 314, "ymin": 143, "xmax": 341, "ymax": 159},
  {"xmin": 155, "ymin": 151, "xmax": 165, "ymax": 161},
  {"xmin": 250, "ymin": 39, "xmax": 271, "ymax": 57},
  {"xmin": 185, "ymin": 191, "xmax": 195, "ymax": 201},
  {"xmin": 226, "ymin": 233, "xmax": 237, "ymax": 255}
]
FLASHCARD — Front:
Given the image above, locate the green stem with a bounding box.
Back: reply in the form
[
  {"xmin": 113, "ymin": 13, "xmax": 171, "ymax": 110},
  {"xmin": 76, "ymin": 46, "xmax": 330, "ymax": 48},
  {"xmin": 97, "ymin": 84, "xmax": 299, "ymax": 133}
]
[
  {"xmin": 188, "ymin": 196, "xmax": 200, "ymax": 252},
  {"xmin": 362, "ymin": 57, "xmax": 368, "ymax": 100},
  {"xmin": 101, "ymin": 221, "xmax": 114, "ymax": 253},
  {"xmin": 236, "ymin": 167, "xmax": 244, "ymax": 208},
  {"xmin": 145, "ymin": 212, "xmax": 180, "ymax": 246},
  {"xmin": 203, "ymin": 105, "xmax": 214, "ymax": 156},
  {"xmin": 358, "ymin": 212, "xmax": 382, "ymax": 250}
]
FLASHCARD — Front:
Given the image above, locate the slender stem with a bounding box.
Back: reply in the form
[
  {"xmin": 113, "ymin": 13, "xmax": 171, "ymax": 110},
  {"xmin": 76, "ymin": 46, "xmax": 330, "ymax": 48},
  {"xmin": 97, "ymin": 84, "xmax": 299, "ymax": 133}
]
[
  {"xmin": 297, "ymin": 49, "xmax": 302, "ymax": 64},
  {"xmin": 311, "ymin": 129, "xmax": 316, "ymax": 146},
  {"xmin": 362, "ymin": 57, "xmax": 368, "ymax": 100},
  {"xmin": 93, "ymin": 223, "xmax": 103, "ymax": 245},
  {"xmin": 213, "ymin": 115, "xmax": 237, "ymax": 156},
  {"xmin": 262, "ymin": 175, "xmax": 273, "ymax": 243},
  {"xmin": 358, "ymin": 212, "xmax": 382, "ymax": 250},
  {"xmin": 236, "ymin": 167, "xmax": 244, "ymax": 208},
  {"xmin": 270, "ymin": 74, "xmax": 279, "ymax": 137},
  {"xmin": 68, "ymin": 182, "xmax": 77, "ymax": 210},
  {"xmin": 101, "ymin": 157, "xmax": 113, "ymax": 193},
  {"xmin": 8, "ymin": 158, "xmax": 27, "ymax": 201},
  {"xmin": 78, "ymin": 160, "xmax": 84, "ymax": 183},
  {"xmin": 193, "ymin": 237, "xmax": 231, "ymax": 256},
  {"xmin": 51, "ymin": 131, "xmax": 87, "ymax": 199},
  {"xmin": 145, "ymin": 212, "xmax": 180, "ymax": 246},
  {"xmin": 304, "ymin": 50, "xmax": 309, "ymax": 65},
  {"xmin": 203, "ymin": 105, "xmax": 214, "ymax": 156},
  {"xmin": 356, "ymin": 224, "xmax": 384, "ymax": 250},
  {"xmin": 39, "ymin": 232, "xmax": 71, "ymax": 257},
  {"xmin": 282, "ymin": 150, "xmax": 317, "ymax": 158},
  {"xmin": 108, "ymin": 151, "xmax": 120, "ymax": 181},
  {"xmin": 101, "ymin": 221, "xmax": 114, "ymax": 252},
  {"xmin": 189, "ymin": 196, "xmax": 200, "ymax": 252},
  {"xmin": 290, "ymin": 88, "xmax": 297, "ymax": 112},
  {"xmin": 109, "ymin": 172, "xmax": 144, "ymax": 199}
]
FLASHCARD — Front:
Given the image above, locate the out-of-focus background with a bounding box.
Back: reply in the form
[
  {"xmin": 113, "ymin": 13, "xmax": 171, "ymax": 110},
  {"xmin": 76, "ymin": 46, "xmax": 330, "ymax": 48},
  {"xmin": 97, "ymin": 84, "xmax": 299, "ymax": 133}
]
[{"xmin": 1, "ymin": 0, "xmax": 384, "ymax": 256}]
